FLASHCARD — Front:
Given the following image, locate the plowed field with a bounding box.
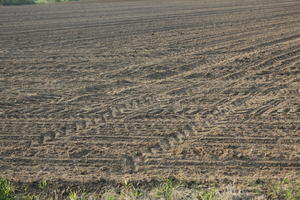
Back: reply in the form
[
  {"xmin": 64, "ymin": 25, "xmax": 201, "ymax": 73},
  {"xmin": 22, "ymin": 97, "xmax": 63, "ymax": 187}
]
[{"xmin": 0, "ymin": 0, "xmax": 300, "ymax": 185}]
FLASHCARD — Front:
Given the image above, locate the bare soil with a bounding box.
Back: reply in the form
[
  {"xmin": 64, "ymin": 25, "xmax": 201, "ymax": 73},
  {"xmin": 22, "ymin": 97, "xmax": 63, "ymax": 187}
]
[{"xmin": 0, "ymin": 0, "xmax": 300, "ymax": 188}]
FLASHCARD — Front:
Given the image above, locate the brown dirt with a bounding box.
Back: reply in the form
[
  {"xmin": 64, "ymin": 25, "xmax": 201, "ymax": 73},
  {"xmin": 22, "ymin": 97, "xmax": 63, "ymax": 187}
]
[{"xmin": 0, "ymin": 0, "xmax": 299, "ymax": 186}]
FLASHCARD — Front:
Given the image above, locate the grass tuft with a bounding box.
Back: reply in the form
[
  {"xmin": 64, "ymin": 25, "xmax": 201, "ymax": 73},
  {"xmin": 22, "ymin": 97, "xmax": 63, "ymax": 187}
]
[
  {"xmin": 122, "ymin": 179, "xmax": 143, "ymax": 199},
  {"xmin": 194, "ymin": 188, "xmax": 220, "ymax": 200},
  {"xmin": 260, "ymin": 178, "xmax": 300, "ymax": 200},
  {"xmin": 157, "ymin": 178, "xmax": 174, "ymax": 200},
  {"xmin": 38, "ymin": 180, "xmax": 47, "ymax": 191},
  {"xmin": 68, "ymin": 191, "xmax": 88, "ymax": 200},
  {"xmin": 102, "ymin": 190, "xmax": 118, "ymax": 200},
  {"xmin": 0, "ymin": 177, "xmax": 15, "ymax": 200}
]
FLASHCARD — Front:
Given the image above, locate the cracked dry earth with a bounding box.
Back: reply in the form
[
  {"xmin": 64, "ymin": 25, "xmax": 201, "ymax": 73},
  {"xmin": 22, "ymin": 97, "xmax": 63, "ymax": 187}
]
[{"xmin": 0, "ymin": 0, "xmax": 300, "ymax": 185}]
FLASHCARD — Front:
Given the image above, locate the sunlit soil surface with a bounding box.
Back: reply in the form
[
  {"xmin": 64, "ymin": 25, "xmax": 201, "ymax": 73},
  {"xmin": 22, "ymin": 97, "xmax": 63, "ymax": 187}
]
[{"xmin": 0, "ymin": 0, "xmax": 299, "ymax": 186}]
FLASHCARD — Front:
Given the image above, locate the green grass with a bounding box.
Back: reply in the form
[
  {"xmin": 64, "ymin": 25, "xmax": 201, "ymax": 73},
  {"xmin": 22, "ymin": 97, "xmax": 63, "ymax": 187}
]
[
  {"xmin": 38, "ymin": 180, "xmax": 47, "ymax": 191},
  {"xmin": 122, "ymin": 179, "xmax": 144, "ymax": 199},
  {"xmin": 0, "ymin": 176, "xmax": 300, "ymax": 199},
  {"xmin": 195, "ymin": 188, "xmax": 220, "ymax": 200},
  {"xmin": 156, "ymin": 178, "xmax": 175, "ymax": 200},
  {"xmin": 258, "ymin": 178, "xmax": 300, "ymax": 200},
  {"xmin": 102, "ymin": 190, "xmax": 118, "ymax": 200},
  {"xmin": 0, "ymin": 177, "xmax": 15, "ymax": 200},
  {"xmin": 70, "ymin": 192, "xmax": 89, "ymax": 200}
]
